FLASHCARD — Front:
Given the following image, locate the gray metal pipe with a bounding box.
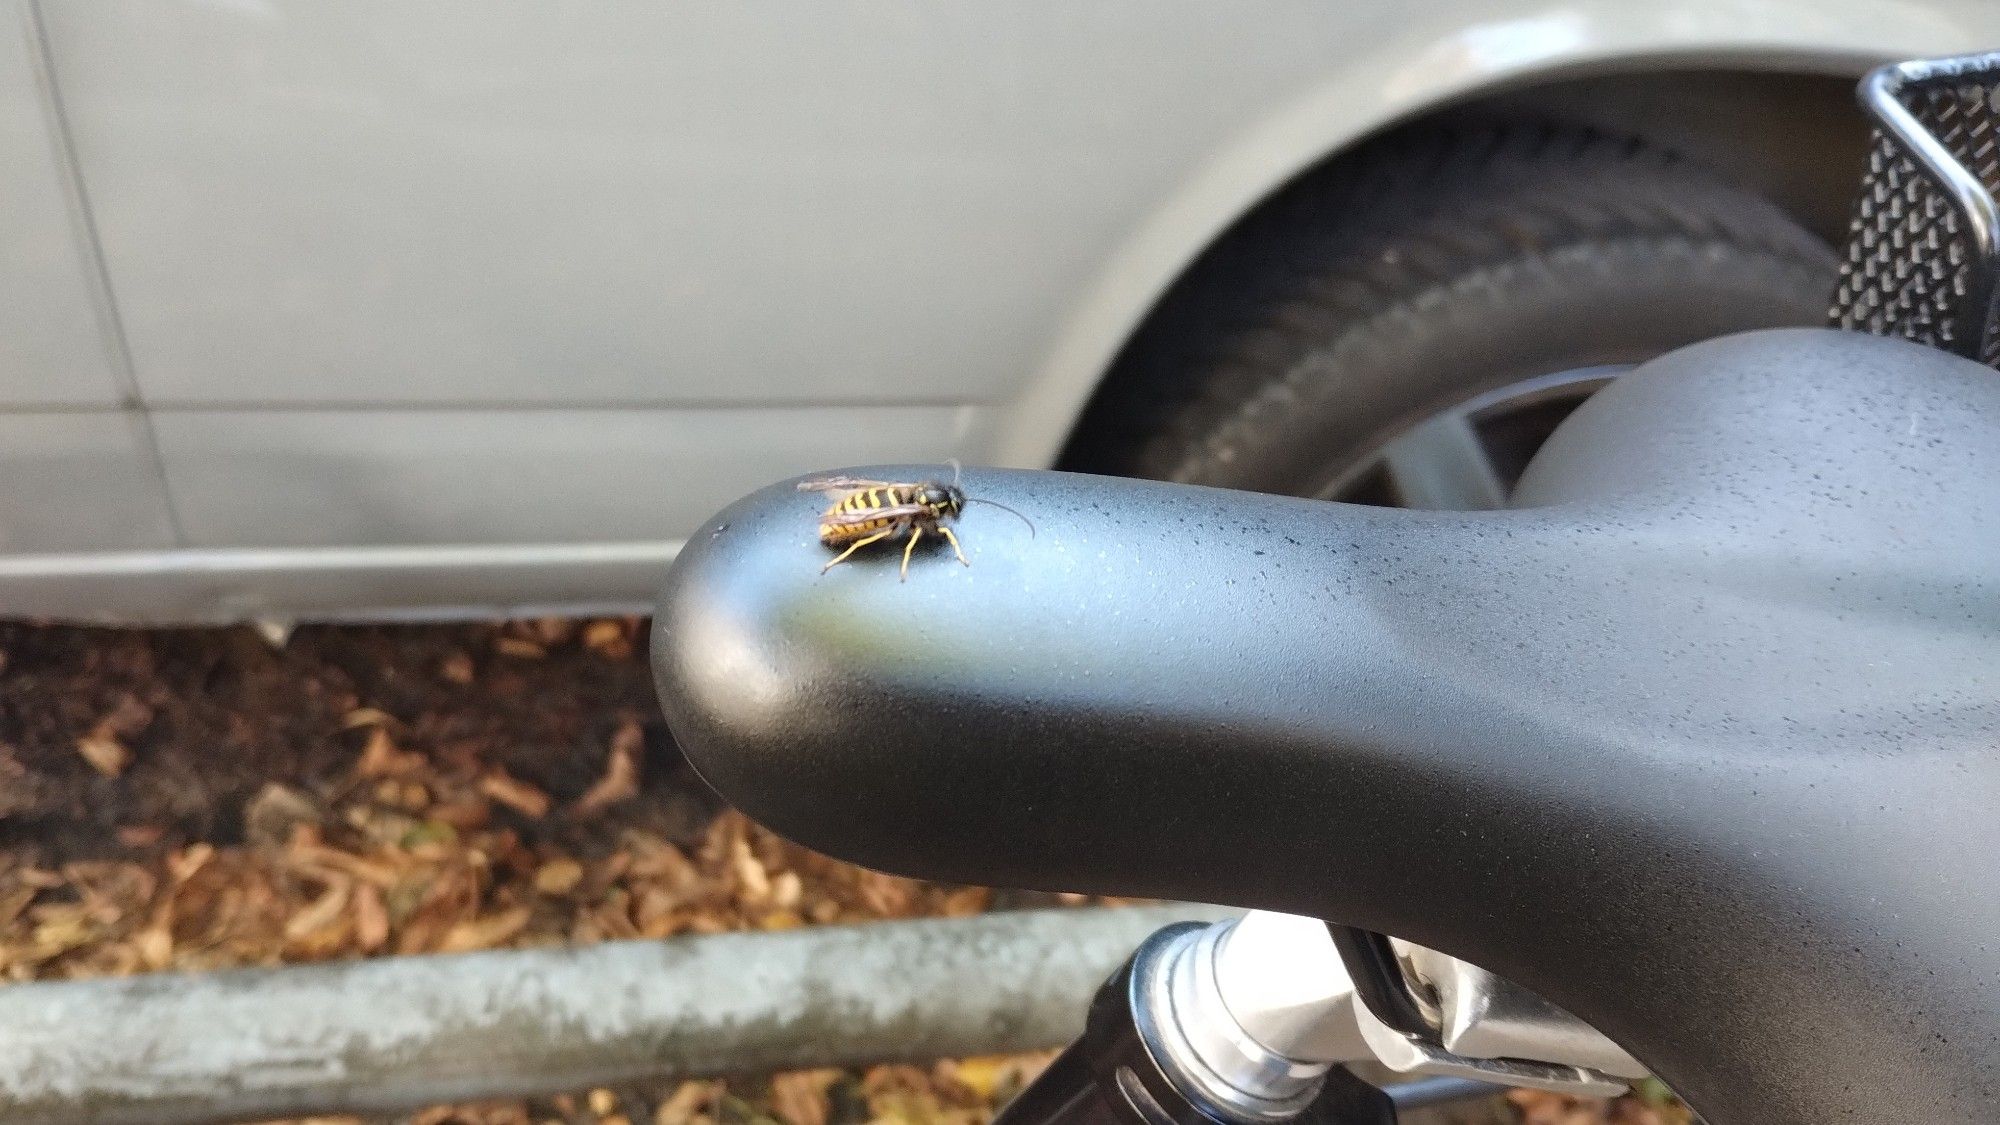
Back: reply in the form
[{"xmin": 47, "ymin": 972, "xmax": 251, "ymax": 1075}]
[{"xmin": 0, "ymin": 904, "xmax": 1230, "ymax": 1125}]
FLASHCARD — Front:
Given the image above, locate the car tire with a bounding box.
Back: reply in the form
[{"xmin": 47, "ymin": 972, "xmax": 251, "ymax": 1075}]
[{"xmin": 1066, "ymin": 121, "xmax": 1840, "ymax": 505}]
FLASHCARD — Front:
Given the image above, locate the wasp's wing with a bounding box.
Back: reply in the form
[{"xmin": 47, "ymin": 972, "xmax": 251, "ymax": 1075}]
[
  {"xmin": 821, "ymin": 502, "xmax": 930, "ymax": 529},
  {"xmin": 797, "ymin": 476, "xmax": 907, "ymax": 494}
]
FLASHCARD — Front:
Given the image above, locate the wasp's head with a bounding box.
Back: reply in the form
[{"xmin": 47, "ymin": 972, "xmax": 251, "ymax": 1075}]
[{"xmin": 921, "ymin": 483, "xmax": 965, "ymax": 514}]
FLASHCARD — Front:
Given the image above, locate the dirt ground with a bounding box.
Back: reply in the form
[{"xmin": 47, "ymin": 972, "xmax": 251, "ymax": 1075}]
[
  {"xmin": 0, "ymin": 619, "xmax": 1675, "ymax": 1125},
  {"xmin": 0, "ymin": 618, "xmax": 686, "ymax": 860}
]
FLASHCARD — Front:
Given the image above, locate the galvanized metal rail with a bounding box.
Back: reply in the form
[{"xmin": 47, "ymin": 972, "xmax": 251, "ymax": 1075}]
[{"xmin": 0, "ymin": 904, "xmax": 1230, "ymax": 1125}]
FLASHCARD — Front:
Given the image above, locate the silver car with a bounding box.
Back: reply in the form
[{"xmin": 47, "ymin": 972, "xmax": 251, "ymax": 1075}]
[{"xmin": 6, "ymin": 1, "xmax": 1997, "ymax": 622}]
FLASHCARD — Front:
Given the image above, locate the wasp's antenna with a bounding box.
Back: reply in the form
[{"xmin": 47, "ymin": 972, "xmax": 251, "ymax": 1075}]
[{"xmin": 965, "ymin": 496, "xmax": 1035, "ymax": 537}]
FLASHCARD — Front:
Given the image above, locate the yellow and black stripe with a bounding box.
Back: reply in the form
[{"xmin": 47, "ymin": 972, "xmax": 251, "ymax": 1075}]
[
  {"xmin": 821, "ymin": 485, "xmax": 921, "ymax": 545},
  {"xmin": 835, "ymin": 485, "xmax": 916, "ymax": 513}
]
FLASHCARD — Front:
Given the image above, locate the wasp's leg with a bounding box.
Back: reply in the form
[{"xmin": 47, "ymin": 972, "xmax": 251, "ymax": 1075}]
[
  {"xmin": 821, "ymin": 528, "xmax": 896, "ymax": 573},
  {"xmin": 899, "ymin": 525, "xmax": 924, "ymax": 581},
  {"xmin": 938, "ymin": 525, "xmax": 970, "ymax": 567}
]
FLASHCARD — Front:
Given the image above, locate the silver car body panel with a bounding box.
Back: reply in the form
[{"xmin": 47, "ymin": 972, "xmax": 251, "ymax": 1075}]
[
  {"xmin": 5, "ymin": 0, "xmax": 1998, "ymax": 620},
  {"xmin": 0, "ymin": 3, "xmax": 124, "ymax": 408},
  {"xmin": 0, "ymin": 414, "xmax": 176, "ymax": 553},
  {"xmin": 151, "ymin": 405, "xmax": 977, "ymax": 549}
]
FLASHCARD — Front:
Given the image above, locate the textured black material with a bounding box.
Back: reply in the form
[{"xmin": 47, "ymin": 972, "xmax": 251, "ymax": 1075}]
[
  {"xmin": 1831, "ymin": 53, "xmax": 2000, "ymax": 363},
  {"xmin": 654, "ymin": 329, "xmax": 2000, "ymax": 1124},
  {"xmin": 1064, "ymin": 121, "xmax": 1834, "ymax": 490}
]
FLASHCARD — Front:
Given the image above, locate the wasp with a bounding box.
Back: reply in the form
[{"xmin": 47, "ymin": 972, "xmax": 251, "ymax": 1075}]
[{"xmin": 798, "ymin": 466, "xmax": 1033, "ymax": 580}]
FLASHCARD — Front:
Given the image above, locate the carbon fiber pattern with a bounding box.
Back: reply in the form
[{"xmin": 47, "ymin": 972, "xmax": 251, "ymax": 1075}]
[{"xmin": 1831, "ymin": 59, "xmax": 2000, "ymax": 364}]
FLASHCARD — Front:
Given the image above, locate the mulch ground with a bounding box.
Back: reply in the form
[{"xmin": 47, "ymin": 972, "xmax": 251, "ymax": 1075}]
[{"xmin": 0, "ymin": 620, "xmax": 1677, "ymax": 1125}]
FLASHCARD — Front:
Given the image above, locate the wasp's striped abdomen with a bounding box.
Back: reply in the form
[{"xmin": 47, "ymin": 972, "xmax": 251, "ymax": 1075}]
[
  {"xmin": 819, "ymin": 515, "xmax": 896, "ymax": 545},
  {"xmin": 835, "ymin": 486, "xmax": 916, "ymax": 514},
  {"xmin": 819, "ymin": 485, "xmax": 918, "ymax": 546}
]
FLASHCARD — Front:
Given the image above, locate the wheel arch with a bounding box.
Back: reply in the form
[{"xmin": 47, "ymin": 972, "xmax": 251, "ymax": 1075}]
[{"xmin": 982, "ymin": 44, "xmax": 1894, "ymax": 471}]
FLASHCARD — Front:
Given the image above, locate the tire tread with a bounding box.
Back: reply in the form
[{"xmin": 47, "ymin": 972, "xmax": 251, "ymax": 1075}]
[{"xmin": 1067, "ymin": 121, "xmax": 1837, "ymax": 486}]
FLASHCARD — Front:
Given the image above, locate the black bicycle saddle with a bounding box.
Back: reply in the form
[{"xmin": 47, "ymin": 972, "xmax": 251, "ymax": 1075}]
[{"xmin": 652, "ymin": 328, "xmax": 2000, "ymax": 1124}]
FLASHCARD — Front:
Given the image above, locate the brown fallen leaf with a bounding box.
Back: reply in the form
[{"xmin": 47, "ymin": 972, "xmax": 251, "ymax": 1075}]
[
  {"xmin": 583, "ymin": 618, "xmax": 634, "ymax": 660},
  {"xmin": 769, "ymin": 1068, "xmax": 840, "ymax": 1125},
  {"xmin": 493, "ymin": 636, "xmax": 546, "ymax": 660},
  {"xmin": 340, "ymin": 706, "xmax": 397, "ymax": 730},
  {"xmin": 946, "ymin": 1053, "xmax": 1055, "ymax": 1104},
  {"xmin": 355, "ymin": 727, "xmax": 426, "ymax": 779},
  {"xmin": 574, "ymin": 719, "xmax": 643, "ymax": 816},
  {"xmin": 522, "ymin": 617, "xmax": 577, "ymax": 646},
  {"xmin": 284, "ymin": 881, "xmax": 352, "ymax": 942},
  {"xmin": 860, "ymin": 1064, "xmax": 972, "ymax": 1125},
  {"xmin": 732, "ymin": 837, "xmax": 772, "ymax": 903},
  {"xmin": 133, "ymin": 926, "xmax": 173, "ymax": 970},
  {"xmin": 394, "ymin": 866, "xmax": 482, "ymax": 954},
  {"xmin": 0, "ymin": 886, "xmax": 39, "ymax": 931},
  {"xmin": 64, "ymin": 862, "xmax": 157, "ymax": 924},
  {"xmin": 353, "ymin": 882, "xmax": 390, "ymax": 952},
  {"xmin": 438, "ymin": 650, "xmax": 476, "ymax": 684},
  {"xmin": 625, "ymin": 832, "xmax": 699, "ymax": 885},
  {"xmin": 633, "ymin": 886, "xmax": 691, "ymax": 937},
  {"xmin": 939, "ymin": 886, "xmax": 992, "ymax": 917},
  {"xmin": 937, "ymin": 1057, "xmax": 998, "ymax": 1102},
  {"xmin": 97, "ymin": 695, "xmax": 154, "ymax": 738},
  {"xmin": 533, "ymin": 858, "xmax": 584, "ymax": 896},
  {"xmin": 439, "ymin": 905, "xmax": 531, "ymax": 952},
  {"xmin": 427, "ymin": 795, "xmax": 493, "ymax": 831},
  {"xmin": 244, "ymin": 782, "xmax": 322, "ymax": 849},
  {"xmin": 655, "ymin": 1080, "xmax": 721, "ymax": 1125},
  {"xmin": 74, "ymin": 732, "xmax": 130, "ymax": 778},
  {"xmin": 855, "ymin": 871, "xmax": 917, "ymax": 916},
  {"xmin": 285, "ymin": 842, "xmax": 398, "ymax": 888},
  {"xmin": 768, "ymin": 871, "xmax": 802, "ymax": 910},
  {"xmin": 479, "ymin": 770, "xmax": 551, "ymax": 819},
  {"xmin": 165, "ymin": 843, "xmax": 214, "ymax": 883},
  {"xmin": 24, "ymin": 905, "xmax": 96, "ymax": 962}
]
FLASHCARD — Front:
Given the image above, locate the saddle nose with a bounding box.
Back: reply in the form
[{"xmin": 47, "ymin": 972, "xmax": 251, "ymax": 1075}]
[{"xmin": 654, "ymin": 329, "xmax": 2000, "ymax": 1124}]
